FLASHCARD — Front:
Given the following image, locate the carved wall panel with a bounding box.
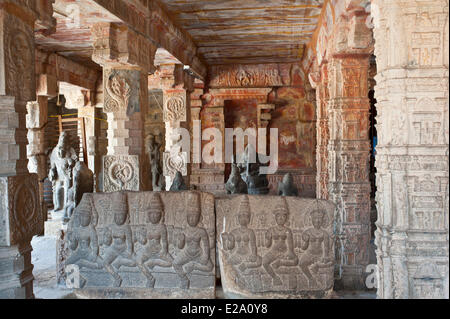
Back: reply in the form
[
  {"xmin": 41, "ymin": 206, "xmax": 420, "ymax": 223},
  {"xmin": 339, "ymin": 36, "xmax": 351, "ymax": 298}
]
[
  {"xmin": 217, "ymin": 195, "xmax": 336, "ymax": 298},
  {"xmin": 163, "ymin": 90, "xmax": 186, "ymax": 123},
  {"xmin": 209, "ymin": 64, "xmax": 291, "ymax": 88},
  {"xmin": 103, "ymin": 69, "xmax": 140, "ymax": 116},
  {"xmin": 0, "ymin": 174, "xmax": 42, "ymax": 246},
  {"xmin": 103, "ymin": 155, "xmax": 140, "ymax": 192},
  {"xmin": 1, "ymin": 12, "xmax": 35, "ymax": 102},
  {"xmin": 65, "ymin": 191, "xmax": 215, "ymax": 299}
]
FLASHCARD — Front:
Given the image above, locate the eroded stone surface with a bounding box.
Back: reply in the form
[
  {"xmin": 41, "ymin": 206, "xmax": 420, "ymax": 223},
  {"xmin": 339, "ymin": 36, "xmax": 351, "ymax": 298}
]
[
  {"xmin": 217, "ymin": 195, "xmax": 336, "ymax": 298},
  {"xmin": 65, "ymin": 191, "xmax": 215, "ymax": 298}
]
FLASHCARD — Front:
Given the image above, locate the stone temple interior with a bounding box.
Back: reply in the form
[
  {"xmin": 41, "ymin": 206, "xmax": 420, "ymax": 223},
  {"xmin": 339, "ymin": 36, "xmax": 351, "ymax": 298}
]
[{"xmin": 0, "ymin": 0, "xmax": 448, "ymax": 300}]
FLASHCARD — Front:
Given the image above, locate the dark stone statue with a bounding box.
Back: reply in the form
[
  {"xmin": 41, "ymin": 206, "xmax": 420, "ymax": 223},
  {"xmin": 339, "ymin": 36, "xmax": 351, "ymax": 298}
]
[
  {"xmin": 145, "ymin": 134, "xmax": 165, "ymax": 191},
  {"xmin": 226, "ymin": 163, "xmax": 248, "ymax": 194},
  {"xmin": 170, "ymin": 171, "xmax": 188, "ymax": 192},
  {"xmin": 278, "ymin": 173, "xmax": 299, "ymax": 197},
  {"xmin": 237, "ymin": 145, "xmax": 269, "ymax": 195},
  {"xmin": 49, "ymin": 132, "xmax": 78, "ymax": 211},
  {"xmin": 64, "ymin": 161, "xmax": 94, "ymax": 223}
]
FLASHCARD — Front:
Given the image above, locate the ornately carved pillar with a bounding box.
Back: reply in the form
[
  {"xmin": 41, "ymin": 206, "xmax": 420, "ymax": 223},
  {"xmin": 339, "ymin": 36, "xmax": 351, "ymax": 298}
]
[
  {"xmin": 322, "ymin": 9, "xmax": 373, "ymax": 290},
  {"xmin": 0, "ymin": 1, "xmax": 54, "ymax": 298},
  {"xmin": 372, "ymin": 0, "xmax": 449, "ymax": 299},
  {"xmin": 160, "ymin": 64, "xmax": 193, "ymax": 190},
  {"xmin": 92, "ymin": 22, "xmax": 156, "ymax": 192}
]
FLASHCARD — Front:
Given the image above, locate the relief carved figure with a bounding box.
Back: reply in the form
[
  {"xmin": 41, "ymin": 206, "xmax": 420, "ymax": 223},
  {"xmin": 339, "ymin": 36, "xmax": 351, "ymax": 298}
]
[
  {"xmin": 49, "ymin": 132, "xmax": 78, "ymax": 211},
  {"xmin": 145, "ymin": 134, "xmax": 165, "ymax": 191},
  {"xmin": 173, "ymin": 193, "xmax": 213, "ymax": 289},
  {"xmin": 66, "ymin": 199, "xmax": 102, "ymax": 287},
  {"xmin": 101, "ymin": 192, "xmax": 136, "ymax": 287},
  {"xmin": 65, "ymin": 191, "xmax": 216, "ymax": 298},
  {"xmin": 217, "ymin": 196, "xmax": 336, "ymax": 298},
  {"xmin": 136, "ymin": 194, "xmax": 173, "ymax": 288},
  {"xmin": 262, "ymin": 199, "xmax": 298, "ymax": 286},
  {"xmin": 221, "ymin": 197, "xmax": 261, "ymax": 277},
  {"xmin": 299, "ymin": 209, "xmax": 333, "ymax": 288}
]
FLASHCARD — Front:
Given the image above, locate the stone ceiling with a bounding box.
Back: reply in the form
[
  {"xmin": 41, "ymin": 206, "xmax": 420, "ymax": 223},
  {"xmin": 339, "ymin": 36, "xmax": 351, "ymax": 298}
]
[
  {"xmin": 35, "ymin": 0, "xmax": 325, "ymax": 71},
  {"xmin": 158, "ymin": 0, "xmax": 324, "ymax": 65}
]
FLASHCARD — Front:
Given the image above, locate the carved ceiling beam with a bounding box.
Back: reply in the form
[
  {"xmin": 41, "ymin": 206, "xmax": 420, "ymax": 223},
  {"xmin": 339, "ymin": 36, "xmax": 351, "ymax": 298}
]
[{"xmin": 91, "ymin": 0, "xmax": 207, "ymax": 79}]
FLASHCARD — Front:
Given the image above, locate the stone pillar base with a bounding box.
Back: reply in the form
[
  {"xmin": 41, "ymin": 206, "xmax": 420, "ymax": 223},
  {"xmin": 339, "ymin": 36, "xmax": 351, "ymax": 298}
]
[{"xmin": 0, "ymin": 243, "xmax": 34, "ymax": 299}]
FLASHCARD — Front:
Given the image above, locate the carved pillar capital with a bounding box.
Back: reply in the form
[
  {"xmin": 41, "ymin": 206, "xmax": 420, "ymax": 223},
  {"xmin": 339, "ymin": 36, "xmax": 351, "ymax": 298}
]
[{"xmin": 91, "ymin": 22, "xmax": 157, "ymax": 72}]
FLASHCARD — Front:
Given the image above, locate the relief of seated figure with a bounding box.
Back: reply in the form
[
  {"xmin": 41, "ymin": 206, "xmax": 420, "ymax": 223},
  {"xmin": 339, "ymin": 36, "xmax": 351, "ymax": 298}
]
[
  {"xmin": 173, "ymin": 193, "xmax": 213, "ymax": 289},
  {"xmin": 101, "ymin": 192, "xmax": 137, "ymax": 287},
  {"xmin": 262, "ymin": 199, "xmax": 299, "ymax": 286},
  {"xmin": 66, "ymin": 199, "xmax": 102, "ymax": 288},
  {"xmin": 299, "ymin": 208, "xmax": 333, "ymax": 288},
  {"xmin": 136, "ymin": 193, "xmax": 174, "ymax": 288},
  {"xmin": 221, "ymin": 196, "xmax": 261, "ymax": 274}
]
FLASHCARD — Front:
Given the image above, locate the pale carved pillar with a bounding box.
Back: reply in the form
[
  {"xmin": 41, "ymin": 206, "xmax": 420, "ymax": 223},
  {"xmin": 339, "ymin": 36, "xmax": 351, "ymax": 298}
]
[
  {"xmin": 91, "ymin": 22, "xmax": 156, "ymax": 192},
  {"xmin": 0, "ymin": 1, "xmax": 54, "ymax": 299},
  {"xmin": 372, "ymin": 0, "xmax": 449, "ymax": 299},
  {"xmin": 309, "ymin": 62, "xmax": 331, "ymax": 200},
  {"xmin": 322, "ymin": 9, "xmax": 373, "ymax": 290},
  {"xmin": 160, "ymin": 64, "xmax": 194, "ymax": 190}
]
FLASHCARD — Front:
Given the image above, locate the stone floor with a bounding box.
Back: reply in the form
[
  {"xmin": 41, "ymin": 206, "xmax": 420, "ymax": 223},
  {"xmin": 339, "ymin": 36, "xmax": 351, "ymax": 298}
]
[{"xmin": 31, "ymin": 210, "xmax": 376, "ymax": 300}]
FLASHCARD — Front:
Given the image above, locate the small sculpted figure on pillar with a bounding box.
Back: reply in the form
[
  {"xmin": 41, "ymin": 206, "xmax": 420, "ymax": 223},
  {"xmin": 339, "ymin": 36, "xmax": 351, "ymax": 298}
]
[
  {"xmin": 49, "ymin": 132, "xmax": 78, "ymax": 211},
  {"xmin": 238, "ymin": 145, "xmax": 269, "ymax": 195},
  {"xmin": 145, "ymin": 134, "xmax": 165, "ymax": 191}
]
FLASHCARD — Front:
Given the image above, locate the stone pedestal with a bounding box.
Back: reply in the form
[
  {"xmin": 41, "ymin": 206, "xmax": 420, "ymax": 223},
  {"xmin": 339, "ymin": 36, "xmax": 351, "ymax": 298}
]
[{"xmin": 372, "ymin": 0, "xmax": 449, "ymax": 299}]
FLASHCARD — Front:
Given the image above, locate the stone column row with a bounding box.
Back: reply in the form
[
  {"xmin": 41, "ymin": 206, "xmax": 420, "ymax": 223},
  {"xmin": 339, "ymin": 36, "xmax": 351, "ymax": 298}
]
[{"xmin": 0, "ymin": 1, "xmax": 53, "ymax": 298}]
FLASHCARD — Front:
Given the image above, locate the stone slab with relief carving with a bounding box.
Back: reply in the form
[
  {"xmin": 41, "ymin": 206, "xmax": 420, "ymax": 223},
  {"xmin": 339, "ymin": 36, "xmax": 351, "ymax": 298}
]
[
  {"xmin": 216, "ymin": 195, "xmax": 336, "ymax": 299},
  {"xmin": 65, "ymin": 191, "xmax": 215, "ymax": 299}
]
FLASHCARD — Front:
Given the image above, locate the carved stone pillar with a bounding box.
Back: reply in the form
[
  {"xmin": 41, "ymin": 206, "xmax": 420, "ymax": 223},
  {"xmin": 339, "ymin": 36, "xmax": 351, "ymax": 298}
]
[
  {"xmin": 372, "ymin": 0, "xmax": 449, "ymax": 299},
  {"xmin": 91, "ymin": 22, "xmax": 156, "ymax": 192},
  {"xmin": 0, "ymin": 1, "xmax": 54, "ymax": 298},
  {"xmin": 160, "ymin": 64, "xmax": 193, "ymax": 190},
  {"xmin": 321, "ymin": 9, "xmax": 374, "ymax": 290}
]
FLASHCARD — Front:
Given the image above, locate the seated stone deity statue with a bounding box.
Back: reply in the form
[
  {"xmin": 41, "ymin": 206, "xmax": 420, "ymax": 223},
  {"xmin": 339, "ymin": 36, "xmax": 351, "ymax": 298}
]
[
  {"xmin": 262, "ymin": 199, "xmax": 298, "ymax": 286},
  {"xmin": 278, "ymin": 173, "xmax": 299, "ymax": 197},
  {"xmin": 221, "ymin": 196, "xmax": 261, "ymax": 274},
  {"xmin": 101, "ymin": 192, "xmax": 137, "ymax": 287},
  {"xmin": 66, "ymin": 200, "xmax": 102, "ymax": 287},
  {"xmin": 136, "ymin": 193, "xmax": 174, "ymax": 288},
  {"xmin": 299, "ymin": 209, "xmax": 333, "ymax": 288},
  {"xmin": 173, "ymin": 193, "xmax": 213, "ymax": 289}
]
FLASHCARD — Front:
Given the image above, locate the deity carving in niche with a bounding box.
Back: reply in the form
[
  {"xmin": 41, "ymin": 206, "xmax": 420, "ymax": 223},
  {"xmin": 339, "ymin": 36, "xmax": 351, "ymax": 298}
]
[
  {"xmin": 145, "ymin": 134, "xmax": 165, "ymax": 191},
  {"xmin": 217, "ymin": 196, "xmax": 336, "ymax": 298}
]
